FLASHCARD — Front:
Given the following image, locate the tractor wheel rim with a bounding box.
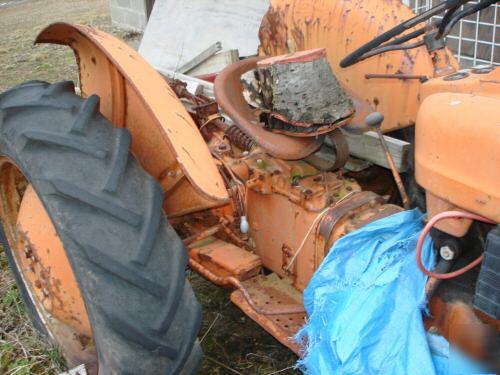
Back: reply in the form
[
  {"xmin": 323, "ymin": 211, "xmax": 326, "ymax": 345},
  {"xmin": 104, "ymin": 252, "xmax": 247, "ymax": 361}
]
[{"xmin": 0, "ymin": 157, "xmax": 97, "ymax": 370}]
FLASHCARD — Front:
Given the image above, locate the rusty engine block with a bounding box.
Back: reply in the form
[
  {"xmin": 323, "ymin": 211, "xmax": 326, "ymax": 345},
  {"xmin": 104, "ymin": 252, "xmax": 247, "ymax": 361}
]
[{"xmin": 166, "ymin": 70, "xmax": 402, "ymax": 352}]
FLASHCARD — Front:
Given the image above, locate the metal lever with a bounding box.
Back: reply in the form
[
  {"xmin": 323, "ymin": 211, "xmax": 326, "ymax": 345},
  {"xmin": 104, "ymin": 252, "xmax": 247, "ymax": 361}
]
[{"xmin": 365, "ymin": 112, "xmax": 410, "ymax": 209}]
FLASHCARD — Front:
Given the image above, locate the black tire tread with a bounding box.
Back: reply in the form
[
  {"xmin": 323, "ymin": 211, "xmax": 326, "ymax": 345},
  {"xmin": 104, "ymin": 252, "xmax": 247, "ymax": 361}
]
[{"xmin": 0, "ymin": 80, "xmax": 202, "ymax": 374}]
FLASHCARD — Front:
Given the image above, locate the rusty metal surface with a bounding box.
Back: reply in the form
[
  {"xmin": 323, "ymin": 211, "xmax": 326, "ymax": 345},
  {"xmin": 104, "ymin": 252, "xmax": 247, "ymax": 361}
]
[
  {"xmin": 258, "ymin": 0, "xmax": 459, "ymax": 133},
  {"xmin": 36, "ymin": 23, "xmax": 228, "ymax": 215},
  {"xmin": 230, "ymin": 274, "xmax": 306, "ymax": 355},
  {"xmin": 326, "ymin": 128, "xmax": 349, "ymax": 171},
  {"xmin": 345, "ymin": 166, "xmax": 398, "ymax": 202},
  {"xmin": 317, "ymin": 192, "xmax": 383, "ymax": 248},
  {"xmin": 365, "ymin": 73, "xmax": 428, "ymax": 82},
  {"xmin": 426, "ymin": 296, "xmax": 499, "ymax": 365},
  {"xmin": 189, "ymin": 238, "xmax": 262, "ymax": 280},
  {"xmin": 350, "ymin": 204, "xmax": 403, "ymax": 231},
  {"xmin": 314, "ymin": 192, "xmax": 403, "ymax": 268},
  {"xmin": 188, "ymin": 258, "xmax": 304, "ymax": 315},
  {"xmin": 214, "ymin": 56, "xmax": 323, "ymax": 160},
  {"xmin": 224, "ymin": 125, "xmax": 256, "ymax": 151},
  {"xmin": 183, "ymin": 224, "xmax": 222, "ymax": 246},
  {"xmin": 243, "ymin": 159, "xmax": 363, "ymax": 290},
  {"xmin": 0, "ymin": 159, "xmax": 97, "ymax": 373},
  {"xmin": 316, "ymin": 192, "xmax": 382, "ymax": 264},
  {"xmin": 425, "ymin": 193, "xmax": 473, "ymax": 237},
  {"xmin": 16, "ymin": 186, "xmax": 92, "ymax": 338}
]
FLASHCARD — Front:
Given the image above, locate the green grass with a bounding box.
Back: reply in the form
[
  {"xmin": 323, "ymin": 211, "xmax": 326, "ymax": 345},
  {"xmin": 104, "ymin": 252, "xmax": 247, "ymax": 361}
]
[{"xmin": 0, "ymin": 245, "xmax": 66, "ymax": 374}]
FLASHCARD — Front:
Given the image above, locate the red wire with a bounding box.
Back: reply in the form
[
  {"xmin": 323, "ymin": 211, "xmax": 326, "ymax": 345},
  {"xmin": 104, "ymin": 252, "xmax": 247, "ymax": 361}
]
[{"xmin": 416, "ymin": 210, "xmax": 495, "ymax": 280}]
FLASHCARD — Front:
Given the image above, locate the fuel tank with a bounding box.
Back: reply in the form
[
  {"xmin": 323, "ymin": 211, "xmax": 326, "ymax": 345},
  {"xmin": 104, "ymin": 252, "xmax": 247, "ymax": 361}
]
[{"xmin": 415, "ymin": 68, "xmax": 500, "ymax": 223}]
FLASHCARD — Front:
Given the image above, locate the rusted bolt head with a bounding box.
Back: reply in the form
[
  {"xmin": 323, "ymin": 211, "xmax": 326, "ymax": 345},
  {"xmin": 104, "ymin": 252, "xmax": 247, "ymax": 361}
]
[
  {"xmin": 346, "ymin": 186, "xmax": 353, "ymax": 191},
  {"xmin": 34, "ymin": 280, "xmax": 42, "ymax": 289}
]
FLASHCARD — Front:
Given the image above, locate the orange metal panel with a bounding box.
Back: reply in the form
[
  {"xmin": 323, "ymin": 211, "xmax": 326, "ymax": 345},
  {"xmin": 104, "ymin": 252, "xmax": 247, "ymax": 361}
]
[
  {"xmin": 189, "ymin": 239, "xmax": 262, "ymax": 280},
  {"xmin": 0, "ymin": 159, "xmax": 98, "ymax": 372},
  {"xmin": 415, "ymin": 92, "xmax": 500, "ymax": 223},
  {"xmin": 425, "ymin": 192, "xmax": 473, "ymax": 237},
  {"xmin": 259, "ymin": 0, "xmax": 459, "ymax": 132},
  {"xmin": 17, "ymin": 185, "xmax": 92, "ymax": 338},
  {"xmin": 36, "ymin": 23, "xmax": 228, "ymax": 206},
  {"xmin": 420, "ymin": 67, "xmax": 500, "ymax": 102}
]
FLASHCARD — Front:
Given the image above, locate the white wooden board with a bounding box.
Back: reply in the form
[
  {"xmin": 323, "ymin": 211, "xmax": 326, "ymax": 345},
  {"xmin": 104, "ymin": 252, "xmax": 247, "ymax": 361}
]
[
  {"xmin": 139, "ymin": 0, "xmax": 269, "ymax": 72},
  {"xmin": 336, "ymin": 130, "xmax": 411, "ymax": 172}
]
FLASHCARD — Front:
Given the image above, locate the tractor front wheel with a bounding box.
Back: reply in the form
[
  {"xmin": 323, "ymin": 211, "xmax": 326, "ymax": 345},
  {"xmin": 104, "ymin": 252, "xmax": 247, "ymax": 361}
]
[{"xmin": 0, "ymin": 81, "xmax": 202, "ymax": 374}]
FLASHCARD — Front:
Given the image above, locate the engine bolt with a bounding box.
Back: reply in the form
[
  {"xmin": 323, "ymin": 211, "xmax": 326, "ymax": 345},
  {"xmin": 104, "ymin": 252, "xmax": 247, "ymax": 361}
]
[{"xmin": 439, "ymin": 245, "xmax": 455, "ymax": 261}]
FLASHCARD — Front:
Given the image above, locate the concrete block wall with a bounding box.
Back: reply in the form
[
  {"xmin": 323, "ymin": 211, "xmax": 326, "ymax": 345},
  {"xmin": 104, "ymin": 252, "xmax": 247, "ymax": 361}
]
[{"xmin": 110, "ymin": 0, "xmax": 149, "ymax": 31}]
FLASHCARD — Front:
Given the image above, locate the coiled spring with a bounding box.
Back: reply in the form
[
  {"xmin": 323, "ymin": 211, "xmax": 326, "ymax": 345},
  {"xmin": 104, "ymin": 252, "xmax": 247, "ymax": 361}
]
[{"xmin": 225, "ymin": 126, "xmax": 255, "ymax": 151}]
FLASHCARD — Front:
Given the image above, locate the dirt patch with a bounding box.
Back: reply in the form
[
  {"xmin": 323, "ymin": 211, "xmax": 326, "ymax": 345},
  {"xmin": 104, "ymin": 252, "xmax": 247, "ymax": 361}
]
[{"xmin": 0, "ymin": 1, "xmax": 298, "ymax": 373}]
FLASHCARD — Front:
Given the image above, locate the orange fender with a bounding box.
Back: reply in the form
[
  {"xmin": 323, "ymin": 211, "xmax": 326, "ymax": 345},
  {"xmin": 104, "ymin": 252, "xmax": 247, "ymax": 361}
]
[{"xmin": 36, "ymin": 23, "xmax": 228, "ymax": 215}]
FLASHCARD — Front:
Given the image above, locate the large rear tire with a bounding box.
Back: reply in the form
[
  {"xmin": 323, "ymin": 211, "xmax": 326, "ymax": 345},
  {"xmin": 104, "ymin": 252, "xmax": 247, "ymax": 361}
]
[{"xmin": 0, "ymin": 81, "xmax": 202, "ymax": 374}]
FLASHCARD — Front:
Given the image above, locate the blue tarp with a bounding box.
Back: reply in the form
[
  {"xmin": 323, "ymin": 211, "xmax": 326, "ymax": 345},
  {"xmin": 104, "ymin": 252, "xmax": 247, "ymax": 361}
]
[{"xmin": 295, "ymin": 209, "xmax": 490, "ymax": 375}]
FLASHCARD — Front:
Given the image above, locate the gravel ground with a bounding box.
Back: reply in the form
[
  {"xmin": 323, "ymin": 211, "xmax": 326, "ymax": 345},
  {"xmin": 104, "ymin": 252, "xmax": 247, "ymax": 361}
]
[{"xmin": 0, "ymin": 1, "xmax": 298, "ymax": 373}]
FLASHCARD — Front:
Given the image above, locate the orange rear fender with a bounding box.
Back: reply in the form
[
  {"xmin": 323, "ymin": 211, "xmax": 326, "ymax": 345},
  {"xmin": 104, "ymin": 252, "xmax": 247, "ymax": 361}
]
[{"xmin": 36, "ymin": 23, "xmax": 228, "ymax": 213}]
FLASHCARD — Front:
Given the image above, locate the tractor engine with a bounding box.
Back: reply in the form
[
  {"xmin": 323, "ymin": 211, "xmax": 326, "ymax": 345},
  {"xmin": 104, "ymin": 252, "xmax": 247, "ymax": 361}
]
[
  {"xmin": 198, "ymin": 137, "xmax": 400, "ymax": 292},
  {"xmin": 165, "ymin": 49, "xmax": 402, "ymax": 351}
]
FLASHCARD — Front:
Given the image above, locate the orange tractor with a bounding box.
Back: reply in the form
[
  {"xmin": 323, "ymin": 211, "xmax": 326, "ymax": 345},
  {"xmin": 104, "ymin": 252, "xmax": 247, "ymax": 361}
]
[{"xmin": 0, "ymin": 0, "xmax": 498, "ymax": 373}]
